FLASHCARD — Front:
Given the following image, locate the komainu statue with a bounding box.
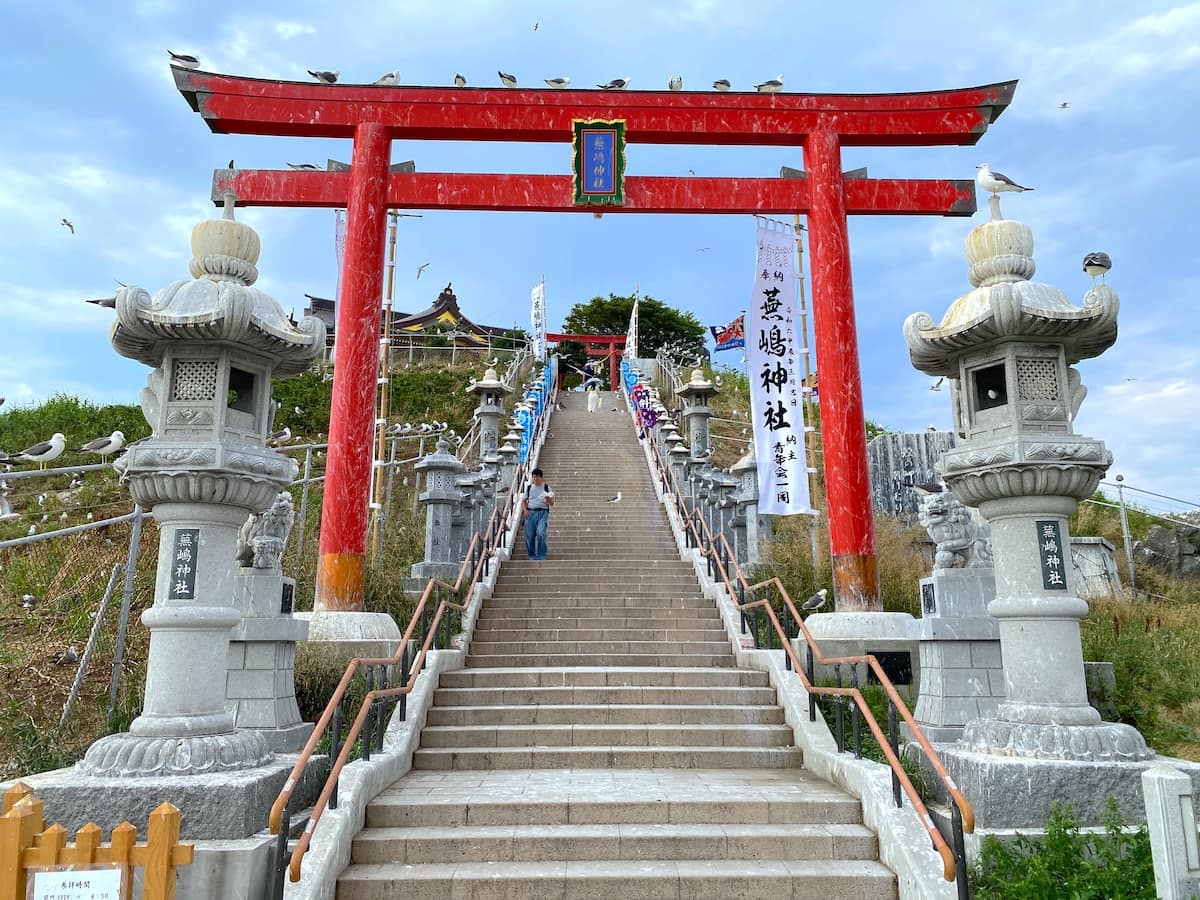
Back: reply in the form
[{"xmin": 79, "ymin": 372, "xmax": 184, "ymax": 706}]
[
  {"xmin": 918, "ymin": 488, "xmax": 993, "ymax": 570},
  {"xmin": 235, "ymin": 491, "xmax": 296, "ymax": 570}
]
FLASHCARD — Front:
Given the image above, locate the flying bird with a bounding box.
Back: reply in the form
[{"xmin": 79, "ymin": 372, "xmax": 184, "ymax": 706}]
[
  {"xmin": 930, "ymin": 377, "xmax": 944, "ymax": 391},
  {"xmin": 533, "ymin": 21, "xmax": 539, "ymax": 30},
  {"xmin": 416, "ymin": 262, "xmax": 430, "ymax": 279},
  {"xmin": 374, "ymin": 70, "xmax": 399, "ymax": 86},
  {"xmin": 1083, "ymin": 251, "xmax": 1112, "ymax": 283},
  {"xmin": 78, "ymin": 431, "xmax": 125, "ymax": 461},
  {"xmin": 1058, "ymin": 101, "xmax": 1070, "ymax": 109},
  {"xmin": 60, "ymin": 218, "xmax": 74, "ymax": 234},
  {"xmin": 168, "ymin": 50, "xmax": 199, "ymax": 69},
  {"xmin": 228, "ymin": 159, "xmax": 235, "ymax": 170},
  {"xmin": 454, "ymin": 73, "xmax": 467, "ymax": 87},
  {"xmin": 668, "ymin": 75, "xmax": 683, "ymax": 91},
  {"xmin": 606, "ymin": 492, "xmax": 622, "ymax": 503},
  {"xmin": 800, "ymin": 588, "xmax": 828, "ymax": 611},
  {"xmin": 14, "ymin": 433, "xmax": 66, "ymax": 469},
  {"xmin": 287, "ymin": 162, "xmax": 321, "ymax": 171},
  {"xmin": 975, "ymin": 163, "xmax": 1033, "ymax": 195},
  {"xmin": 308, "ymin": 69, "xmax": 339, "ymax": 84},
  {"xmin": 712, "ymin": 79, "xmax": 731, "ymax": 92},
  {"xmin": 755, "ymin": 74, "xmax": 784, "ymax": 93},
  {"xmin": 498, "ymin": 70, "xmax": 518, "ymax": 88},
  {"xmin": 597, "ymin": 77, "xmax": 631, "ymax": 90},
  {"xmin": 544, "ymin": 77, "xmax": 571, "ymax": 88}
]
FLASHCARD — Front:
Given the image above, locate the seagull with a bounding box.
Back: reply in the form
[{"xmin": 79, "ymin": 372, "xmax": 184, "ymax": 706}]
[
  {"xmin": 168, "ymin": 50, "xmax": 200, "ymax": 69},
  {"xmin": 228, "ymin": 159, "xmax": 235, "ymax": 170},
  {"xmin": 545, "ymin": 77, "xmax": 571, "ymax": 88},
  {"xmin": 986, "ymin": 389, "xmax": 1001, "ymax": 401},
  {"xmin": 800, "ymin": 588, "xmax": 828, "ymax": 612},
  {"xmin": 21, "ymin": 594, "xmax": 36, "ymax": 609},
  {"xmin": 712, "ymin": 79, "xmax": 731, "ymax": 92},
  {"xmin": 15, "ymin": 433, "xmax": 66, "ymax": 469},
  {"xmin": 56, "ymin": 647, "xmax": 79, "ymax": 665},
  {"xmin": 1083, "ymin": 251, "xmax": 1112, "ymax": 284},
  {"xmin": 606, "ymin": 492, "xmax": 622, "ymax": 503},
  {"xmin": 417, "ymin": 262, "xmax": 430, "ymax": 279},
  {"xmin": 268, "ymin": 427, "xmax": 292, "ymax": 444},
  {"xmin": 454, "ymin": 72, "xmax": 467, "ymax": 87},
  {"xmin": 975, "ymin": 163, "xmax": 1033, "ymax": 195},
  {"xmin": 533, "ymin": 21, "xmax": 539, "ymax": 30},
  {"xmin": 61, "ymin": 218, "xmax": 75, "ymax": 234},
  {"xmin": 668, "ymin": 75, "xmax": 683, "ymax": 91},
  {"xmin": 37, "ymin": 493, "xmax": 46, "ymax": 507},
  {"xmin": 598, "ymin": 77, "xmax": 631, "ymax": 90},
  {"xmin": 1058, "ymin": 101, "xmax": 1070, "ymax": 109},
  {"xmin": 27, "ymin": 525, "xmax": 37, "ymax": 535},
  {"xmin": 498, "ymin": 70, "xmax": 518, "ymax": 88},
  {"xmin": 930, "ymin": 377, "xmax": 944, "ymax": 391},
  {"xmin": 293, "ymin": 406, "xmax": 304, "ymax": 415},
  {"xmin": 755, "ymin": 75, "xmax": 784, "ymax": 93},
  {"xmin": 696, "ymin": 247, "xmax": 710, "ymax": 253},
  {"xmin": 308, "ymin": 69, "xmax": 339, "ymax": 84},
  {"xmin": 374, "ymin": 70, "xmax": 400, "ymax": 86},
  {"xmin": 78, "ymin": 431, "xmax": 125, "ymax": 460},
  {"xmin": 287, "ymin": 162, "xmax": 321, "ymax": 171}
]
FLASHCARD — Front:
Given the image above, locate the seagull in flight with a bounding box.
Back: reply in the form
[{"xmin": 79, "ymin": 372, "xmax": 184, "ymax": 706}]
[
  {"xmin": 308, "ymin": 69, "xmax": 339, "ymax": 84},
  {"xmin": 598, "ymin": 77, "xmax": 631, "ymax": 90},
  {"xmin": 930, "ymin": 377, "xmax": 944, "ymax": 391},
  {"xmin": 668, "ymin": 75, "xmax": 682, "ymax": 91},
  {"xmin": 168, "ymin": 50, "xmax": 199, "ymax": 69},
  {"xmin": 374, "ymin": 70, "xmax": 399, "ymax": 86},
  {"xmin": 975, "ymin": 163, "xmax": 1033, "ymax": 195},
  {"xmin": 533, "ymin": 21, "xmax": 539, "ymax": 30},
  {"xmin": 1083, "ymin": 251, "xmax": 1112, "ymax": 284},
  {"xmin": 287, "ymin": 162, "xmax": 321, "ymax": 171},
  {"xmin": 60, "ymin": 218, "xmax": 74, "ymax": 234},
  {"xmin": 454, "ymin": 72, "xmax": 467, "ymax": 87},
  {"xmin": 544, "ymin": 77, "xmax": 571, "ymax": 88},
  {"xmin": 755, "ymin": 75, "xmax": 784, "ymax": 93},
  {"xmin": 712, "ymin": 79, "xmax": 731, "ymax": 92},
  {"xmin": 416, "ymin": 262, "xmax": 430, "ymax": 279},
  {"xmin": 1058, "ymin": 101, "xmax": 1070, "ymax": 109},
  {"xmin": 498, "ymin": 70, "xmax": 518, "ymax": 88},
  {"xmin": 606, "ymin": 492, "xmax": 622, "ymax": 503},
  {"xmin": 800, "ymin": 588, "xmax": 828, "ymax": 612}
]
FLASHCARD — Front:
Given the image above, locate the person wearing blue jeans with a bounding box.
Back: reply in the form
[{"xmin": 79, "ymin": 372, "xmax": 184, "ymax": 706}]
[{"xmin": 521, "ymin": 468, "xmax": 554, "ymax": 560}]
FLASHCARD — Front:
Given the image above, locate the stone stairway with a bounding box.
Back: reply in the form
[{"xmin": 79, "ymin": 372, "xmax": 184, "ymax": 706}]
[{"xmin": 337, "ymin": 391, "xmax": 896, "ymax": 898}]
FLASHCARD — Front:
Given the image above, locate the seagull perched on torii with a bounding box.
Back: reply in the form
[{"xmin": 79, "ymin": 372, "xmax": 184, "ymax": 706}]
[
  {"xmin": 1083, "ymin": 251, "xmax": 1112, "ymax": 285},
  {"xmin": 976, "ymin": 163, "xmax": 1033, "ymax": 220}
]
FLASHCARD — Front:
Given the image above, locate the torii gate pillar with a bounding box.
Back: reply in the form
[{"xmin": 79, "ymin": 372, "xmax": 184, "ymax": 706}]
[
  {"xmin": 805, "ymin": 130, "xmax": 878, "ymax": 608},
  {"xmin": 316, "ymin": 123, "xmax": 389, "ymax": 611}
]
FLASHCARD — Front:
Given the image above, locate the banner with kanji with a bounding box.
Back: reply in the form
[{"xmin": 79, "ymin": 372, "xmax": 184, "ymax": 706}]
[
  {"xmin": 747, "ymin": 219, "xmax": 814, "ymax": 516},
  {"xmin": 709, "ymin": 315, "xmax": 745, "ymax": 351},
  {"xmin": 530, "ymin": 280, "xmax": 547, "ymax": 361},
  {"xmin": 625, "ymin": 294, "xmax": 639, "ymax": 359}
]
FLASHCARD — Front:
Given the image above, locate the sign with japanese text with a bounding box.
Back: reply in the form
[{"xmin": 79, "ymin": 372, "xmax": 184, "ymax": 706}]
[
  {"xmin": 530, "ymin": 280, "xmax": 547, "ymax": 362},
  {"xmin": 747, "ymin": 219, "xmax": 814, "ymax": 516},
  {"xmin": 168, "ymin": 528, "xmax": 200, "ymax": 601},
  {"xmin": 572, "ymin": 119, "xmax": 626, "ymax": 206},
  {"xmin": 1036, "ymin": 520, "xmax": 1068, "ymax": 590},
  {"xmin": 31, "ymin": 866, "xmax": 123, "ymax": 900}
]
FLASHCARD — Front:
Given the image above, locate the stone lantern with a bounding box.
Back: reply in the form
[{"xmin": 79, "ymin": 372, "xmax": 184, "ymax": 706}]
[
  {"xmin": 411, "ymin": 439, "xmax": 467, "ymax": 581},
  {"xmin": 904, "ymin": 212, "xmax": 1152, "ymax": 825},
  {"xmin": 467, "ymin": 366, "xmax": 512, "ymax": 456},
  {"xmin": 677, "ymin": 368, "xmax": 717, "ymax": 463},
  {"xmin": 731, "ymin": 443, "xmax": 763, "ymax": 565},
  {"xmin": 497, "ymin": 439, "xmax": 519, "ymax": 489},
  {"xmin": 80, "ymin": 200, "xmax": 326, "ymax": 777}
]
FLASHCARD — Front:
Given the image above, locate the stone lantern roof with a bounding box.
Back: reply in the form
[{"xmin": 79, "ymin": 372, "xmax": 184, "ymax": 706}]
[
  {"xmin": 467, "ymin": 367, "xmax": 513, "ymax": 398},
  {"xmin": 110, "ymin": 201, "xmax": 326, "ymax": 375},
  {"xmin": 677, "ymin": 368, "xmax": 716, "ymax": 399},
  {"xmin": 904, "ymin": 219, "xmax": 1119, "ymax": 377}
]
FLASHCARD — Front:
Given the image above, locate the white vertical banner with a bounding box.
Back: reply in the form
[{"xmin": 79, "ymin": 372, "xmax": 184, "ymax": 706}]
[
  {"xmin": 625, "ymin": 291, "xmax": 639, "ymax": 359},
  {"xmin": 747, "ymin": 219, "xmax": 814, "ymax": 516},
  {"xmin": 530, "ymin": 279, "xmax": 547, "ymax": 361},
  {"xmin": 334, "ymin": 209, "xmax": 347, "ymax": 298}
]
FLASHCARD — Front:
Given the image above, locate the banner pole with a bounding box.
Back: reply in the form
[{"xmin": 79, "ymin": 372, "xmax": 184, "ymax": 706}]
[{"xmin": 793, "ymin": 214, "xmax": 821, "ymax": 572}]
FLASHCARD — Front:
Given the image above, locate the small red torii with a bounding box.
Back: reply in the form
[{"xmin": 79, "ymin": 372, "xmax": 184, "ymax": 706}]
[
  {"xmin": 545, "ymin": 333, "xmax": 625, "ymax": 392},
  {"xmin": 173, "ymin": 68, "xmax": 1014, "ymax": 613}
]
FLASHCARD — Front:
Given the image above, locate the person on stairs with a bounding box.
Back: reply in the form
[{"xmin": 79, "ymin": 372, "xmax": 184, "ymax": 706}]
[
  {"xmin": 521, "ymin": 468, "xmax": 554, "ymax": 560},
  {"xmin": 584, "ymin": 361, "xmax": 603, "ymax": 413}
]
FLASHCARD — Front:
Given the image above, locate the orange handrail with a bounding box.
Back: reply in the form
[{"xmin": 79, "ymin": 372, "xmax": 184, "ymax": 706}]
[
  {"xmin": 647, "ymin": 439, "xmax": 973, "ymax": 883},
  {"xmin": 270, "ymin": 378, "xmax": 557, "ymax": 884}
]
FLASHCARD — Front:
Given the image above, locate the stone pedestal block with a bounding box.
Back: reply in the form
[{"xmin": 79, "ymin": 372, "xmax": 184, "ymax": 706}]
[{"xmin": 802, "ymin": 611, "xmax": 919, "ymax": 697}]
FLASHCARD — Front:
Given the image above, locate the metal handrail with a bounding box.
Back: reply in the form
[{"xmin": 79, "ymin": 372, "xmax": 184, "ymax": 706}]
[
  {"xmin": 269, "ymin": 372, "xmax": 556, "ymax": 886},
  {"xmin": 645, "ymin": 427, "xmax": 973, "ymax": 889}
]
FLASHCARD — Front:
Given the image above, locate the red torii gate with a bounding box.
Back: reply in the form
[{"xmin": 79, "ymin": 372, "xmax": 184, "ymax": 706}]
[
  {"xmin": 546, "ymin": 333, "xmax": 625, "ymax": 391},
  {"xmin": 173, "ymin": 68, "xmax": 1014, "ymax": 612}
]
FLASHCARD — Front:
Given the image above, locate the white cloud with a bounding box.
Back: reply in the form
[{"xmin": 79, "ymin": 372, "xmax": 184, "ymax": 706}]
[{"xmin": 274, "ymin": 21, "xmax": 316, "ymax": 40}]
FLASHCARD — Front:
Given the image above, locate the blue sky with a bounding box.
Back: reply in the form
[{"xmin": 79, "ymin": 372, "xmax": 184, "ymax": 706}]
[{"xmin": 2, "ymin": 1, "xmax": 1197, "ymax": 513}]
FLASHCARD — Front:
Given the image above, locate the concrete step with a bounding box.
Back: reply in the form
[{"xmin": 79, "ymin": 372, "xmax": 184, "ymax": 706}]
[
  {"xmin": 336, "ymin": 858, "xmax": 896, "ymax": 899},
  {"xmin": 425, "ymin": 703, "xmax": 786, "ymax": 726},
  {"xmin": 465, "ymin": 653, "xmax": 734, "ymax": 668},
  {"xmin": 418, "ymin": 723, "xmax": 797, "ymax": 749},
  {"xmin": 494, "ymin": 575, "xmax": 702, "ymax": 587},
  {"xmin": 432, "ymin": 685, "xmax": 781, "ymax": 708},
  {"xmin": 411, "ymin": 745, "xmax": 803, "ymax": 770},
  {"xmin": 466, "ymin": 640, "xmax": 732, "ymax": 656},
  {"xmin": 436, "ymin": 667, "xmax": 771, "ymax": 689},
  {"xmin": 471, "ymin": 628, "xmax": 728, "ymax": 643},
  {"xmin": 482, "ymin": 598, "xmax": 712, "ymax": 611},
  {"xmin": 472, "ymin": 615, "xmax": 722, "ymax": 630},
  {"xmin": 351, "ymin": 821, "xmax": 879, "ymax": 864},
  {"xmin": 495, "ymin": 563, "xmax": 695, "ymax": 577}
]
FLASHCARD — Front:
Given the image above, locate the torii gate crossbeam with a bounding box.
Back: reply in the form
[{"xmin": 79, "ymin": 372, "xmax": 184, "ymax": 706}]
[{"xmin": 173, "ymin": 68, "xmax": 1015, "ymax": 613}]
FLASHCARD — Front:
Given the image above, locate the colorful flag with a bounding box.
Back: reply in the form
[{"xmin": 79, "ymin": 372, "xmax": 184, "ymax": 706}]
[
  {"xmin": 709, "ymin": 315, "xmax": 745, "ymax": 351},
  {"xmin": 746, "ymin": 219, "xmax": 815, "ymax": 516}
]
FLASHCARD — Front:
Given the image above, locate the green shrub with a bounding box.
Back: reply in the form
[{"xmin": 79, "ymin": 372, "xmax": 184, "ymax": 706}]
[{"xmin": 971, "ymin": 798, "xmax": 1154, "ymax": 899}]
